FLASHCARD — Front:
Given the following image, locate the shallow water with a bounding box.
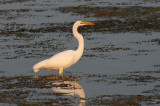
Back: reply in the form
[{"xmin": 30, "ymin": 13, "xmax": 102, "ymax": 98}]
[{"xmin": 0, "ymin": 0, "xmax": 160, "ymax": 105}]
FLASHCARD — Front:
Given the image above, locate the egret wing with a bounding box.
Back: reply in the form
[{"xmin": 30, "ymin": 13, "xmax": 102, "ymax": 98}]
[{"xmin": 43, "ymin": 50, "xmax": 76, "ymax": 69}]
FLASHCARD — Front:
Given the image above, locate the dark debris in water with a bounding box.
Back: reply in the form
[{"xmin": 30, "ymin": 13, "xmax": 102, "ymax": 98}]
[
  {"xmin": 57, "ymin": 6, "xmax": 160, "ymax": 33},
  {"xmin": 0, "ymin": 5, "xmax": 159, "ymax": 60},
  {"xmin": 0, "ymin": 74, "xmax": 80, "ymax": 89},
  {"xmin": 87, "ymin": 94, "xmax": 160, "ymax": 105},
  {"xmin": 0, "ymin": 71, "xmax": 160, "ymax": 105},
  {"xmin": 83, "ymin": 71, "xmax": 160, "ymax": 105},
  {"xmin": 1, "ymin": 18, "xmax": 160, "ymax": 35},
  {"xmin": 0, "ymin": 89, "xmax": 76, "ymax": 105},
  {"xmin": 90, "ymin": 45, "xmax": 131, "ymax": 52},
  {"xmin": 150, "ymin": 38, "xmax": 160, "ymax": 45},
  {"xmin": 0, "ymin": 0, "xmax": 35, "ymax": 4},
  {"xmin": 82, "ymin": 70, "xmax": 160, "ymax": 84},
  {"xmin": 57, "ymin": 6, "xmax": 160, "ymax": 19},
  {"xmin": 0, "ymin": 74, "xmax": 81, "ymax": 105},
  {"xmin": 0, "ymin": 6, "xmax": 160, "ymax": 35},
  {"xmin": 0, "ymin": 23, "xmax": 71, "ymax": 36}
]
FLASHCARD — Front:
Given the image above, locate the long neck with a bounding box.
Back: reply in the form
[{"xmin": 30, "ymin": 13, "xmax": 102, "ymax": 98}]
[{"xmin": 73, "ymin": 24, "xmax": 84, "ymax": 56}]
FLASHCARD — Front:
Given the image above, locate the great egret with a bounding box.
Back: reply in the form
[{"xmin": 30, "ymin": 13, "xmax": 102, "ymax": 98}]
[{"xmin": 33, "ymin": 21, "xmax": 95, "ymax": 74}]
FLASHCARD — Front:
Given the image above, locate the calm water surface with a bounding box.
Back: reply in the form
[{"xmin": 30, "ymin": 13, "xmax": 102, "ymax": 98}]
[{"xmin": 0, "ymin": 0, "xmax": 160, "ymax": 105}]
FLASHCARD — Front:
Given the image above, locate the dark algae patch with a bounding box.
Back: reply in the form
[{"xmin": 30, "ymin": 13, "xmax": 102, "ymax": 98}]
[
  {"xmin": 87, "ymin": 95, "xmax": 160, "ymax": 105},
  {"xmin": 1, "ymin": 6, "xmax": 160, "ymax": 35},
  {"xmin": 0, "ymin": 74, "xmax": 80, "ymax": 89},
  {"xmin": 57, "ymin": 6, "xmax": 160, "ymax": 19},
  {"xmin": 0, "ymin": 74, "xmax": 81, "ymax": 105},
  {"xmin": 0, "ymin": 71, "xmax": 160, "ymax": 105},
  {"xmin": 82, "ymin": 70, "xmax": 160, "ymax": 84},
  {"xmin": 57, "ymin": 6, "xmax": 160, "ymax": 33},
  {"xmin": 0, "ymin": 0, "xmax": 35, "ymax": 4},
  {"xmin": 150, "ymin": 38, "xmax": 160, "ymax": 45}
]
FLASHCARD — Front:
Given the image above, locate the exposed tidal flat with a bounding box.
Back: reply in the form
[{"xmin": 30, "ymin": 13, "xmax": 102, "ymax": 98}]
[{"xmin": 0, "ymin": 0, "xmax": 160, "ymax": 105}]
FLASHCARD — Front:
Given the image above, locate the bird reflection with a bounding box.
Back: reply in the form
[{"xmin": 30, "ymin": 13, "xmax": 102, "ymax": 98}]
[{"xmin": 52, "ymin": 81, "xmax": 85, "ymax": 106}]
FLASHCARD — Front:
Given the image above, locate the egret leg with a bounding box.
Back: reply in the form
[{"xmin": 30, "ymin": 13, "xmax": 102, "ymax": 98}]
[{"xmin": 59, "ymin": 67, "xmax": 63, "ymax": 75}]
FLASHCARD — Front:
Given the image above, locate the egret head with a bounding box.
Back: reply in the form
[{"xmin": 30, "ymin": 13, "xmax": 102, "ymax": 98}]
[{"xmin": 76, "ymin": 21, "xmax": 95, "ymax": 26}]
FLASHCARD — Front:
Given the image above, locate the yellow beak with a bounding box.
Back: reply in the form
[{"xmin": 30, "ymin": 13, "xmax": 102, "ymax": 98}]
[{"xmin": 80, "ymin": 22, "xmax": 95, "ymax": 25}]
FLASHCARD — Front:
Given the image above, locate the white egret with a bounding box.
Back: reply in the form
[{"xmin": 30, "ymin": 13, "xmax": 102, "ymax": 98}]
[{"xmin": 33, "ymin": 21, "xmax": 95, "ymax": 74}]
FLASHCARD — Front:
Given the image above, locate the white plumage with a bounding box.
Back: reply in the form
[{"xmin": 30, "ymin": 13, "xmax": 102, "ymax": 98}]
[{"xmin": 33, "ymin": 21, "xmax": 95, "ymax": 74}]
